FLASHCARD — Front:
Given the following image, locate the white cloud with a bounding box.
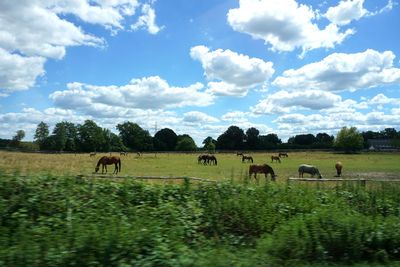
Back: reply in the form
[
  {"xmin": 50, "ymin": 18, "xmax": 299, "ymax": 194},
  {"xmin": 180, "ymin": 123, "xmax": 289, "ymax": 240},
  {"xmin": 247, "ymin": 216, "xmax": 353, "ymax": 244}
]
[
  {"xmin": 0, "ymin": 0, "xmax": 162, "ymax": 94},
  {"xmin": 273, "ymin": 109, "xmax": 400, "ymax": 140},
  {"xmin": 324, "ymin": 0, "xmax": 395, "ymax": 26},
  {"xmin": 0, "ymin": 48, "xmax": 46, "ymax": 94},
  {"xmin": 131, "ymin": 3, "xmax": 164, "ymax": 34},
  {"xmin": 273, "ymin": 49, "xmax": 400, "ymax": 92},
  {"xmin": 368, "ymin": 93, "xmax": 400, "ymax": 106},
  {"xmin": 49, "ymin": 76, "xmax": 214, "ymax": 112},
  {"xmin": 0, "ymin": 0, "xmax": 105, "ymax": 60},
  {"xmin": 227, "ymin": 0, "xmax": 353, "ymax": 56},
  {"xmin": 190, "ymin": 45, "xmax": 274, "ymax": 96},
  {"xmin": 183, "ymin": 111, "xmax": 219, "ymax": 124},
  {"xmin": 252, "ymin": 90, "xmax": 342, "ymax": 114},
  {"xmin": 49, "ymin": 0, "xmax": 139, "ymax": 32},
  {"xmin": 325, "ymin": 0, "xmax": 368, "ymax": 25},
  {"xmin": 221, "ymin": 111, "xmax": 253, "ymax": 122}
]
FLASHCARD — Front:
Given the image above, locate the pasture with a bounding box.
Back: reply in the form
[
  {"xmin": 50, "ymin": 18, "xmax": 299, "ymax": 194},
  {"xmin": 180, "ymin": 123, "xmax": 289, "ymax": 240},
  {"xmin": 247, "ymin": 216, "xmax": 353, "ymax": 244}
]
[
  {"xmin": 2, "ymin": 150, "xmax": 400, "ymax": 266},
  {"xmin": 0, "ymin": 150, "xmax": 399, "ymax": 182}
]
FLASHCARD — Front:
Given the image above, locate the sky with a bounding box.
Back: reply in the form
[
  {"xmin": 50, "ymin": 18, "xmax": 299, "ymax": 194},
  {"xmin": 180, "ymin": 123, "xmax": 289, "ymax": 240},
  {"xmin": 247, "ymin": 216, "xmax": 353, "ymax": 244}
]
[{"xmin": 0, "ymin": 0, "xmax": 399, "ymax": 146}]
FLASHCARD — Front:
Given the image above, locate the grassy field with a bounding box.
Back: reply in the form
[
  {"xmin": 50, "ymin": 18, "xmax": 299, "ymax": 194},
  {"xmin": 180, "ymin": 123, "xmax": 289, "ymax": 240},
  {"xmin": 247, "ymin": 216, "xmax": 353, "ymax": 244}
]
[
  {"xmin": 2, "ymin": 150, "xmax": 400, "ymax": 266},
  {"xmin": 0, "ymin": 150, "xmax": 399, "ymax": 182}
]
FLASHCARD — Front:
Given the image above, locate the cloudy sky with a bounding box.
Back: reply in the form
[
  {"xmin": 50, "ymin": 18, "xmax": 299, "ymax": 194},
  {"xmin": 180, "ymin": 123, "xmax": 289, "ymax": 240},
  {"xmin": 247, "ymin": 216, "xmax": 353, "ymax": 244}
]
[{"xmin": 0, "ymin": 0, "xmax": 399, "ymax": 145}]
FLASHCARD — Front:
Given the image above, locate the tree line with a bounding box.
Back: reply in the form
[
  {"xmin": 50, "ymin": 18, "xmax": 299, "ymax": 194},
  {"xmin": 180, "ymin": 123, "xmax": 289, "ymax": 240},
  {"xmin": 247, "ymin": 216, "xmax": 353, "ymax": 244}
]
[{"xmin": 1, "ymin": 120, "xmax": 399, "ymax": 152}]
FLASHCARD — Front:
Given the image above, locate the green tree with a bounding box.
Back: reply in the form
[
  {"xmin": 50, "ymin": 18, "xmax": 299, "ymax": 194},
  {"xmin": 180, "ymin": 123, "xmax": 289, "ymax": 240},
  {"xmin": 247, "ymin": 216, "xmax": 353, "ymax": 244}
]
[
  {"xmin": 102, "ymin": 129, "xmax": 126, "ymax": 152},
  {"xmin": 52, "ymin": 122, "xmax": 67, "ymax": 151},
  {"xmin": 11, "ymin": 130, "xmax": 25, "ymax": 147},
  {"xmin": 259, "ymin": 133, "xmax": 281, "ymax": 149},
  {"xmin": 77, "ymin": 120, "xmax": 105, "ymax": 152},
  {"xmin": 216, "ymin": 126, "xmax": 245, "ymax": 150},
  {"xmin": 245, "ymin": 127, "xmax": 260, "ymax": 150},
  {"xmin": 153, "ymin": 128, "xmax": 178, "ymax": 151},
  {"xmin": 202, "ymin": 136, "xmax": 217, "ymax": 153},
  {"xmin": 334, "ymin": 126, "xmax": 364, "ymax": 153},
  {"xmin": 116, "ymin": 122, "xmax": 153, "ymax": 151},
  {"xmin": 175, "ymin": 134, "xmax": 197, "ymax": 151},
  {"xmin": 315, "ymin": 133, "xmax": 334, "ymax": 148},
  {"xmin": 34, "ymin": 121, "xmax": 49, "ymax": 149}
]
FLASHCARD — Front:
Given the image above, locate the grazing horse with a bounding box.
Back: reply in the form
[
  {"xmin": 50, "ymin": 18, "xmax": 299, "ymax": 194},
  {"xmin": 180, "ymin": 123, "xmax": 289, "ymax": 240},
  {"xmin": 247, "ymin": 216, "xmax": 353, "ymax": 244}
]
[
  {"xmin": 208, "ymin": 155, "xmax": 218, "ymax": 165},
  {"xmin": 94, "ymin": 156, "xmax": 121, "ymax": 174},
  {"xmin": 335, "ymin": 162, "xmax": 343, "ymax": 177},
  {"xmin": 90, "ymin": 152, "xmax": 96, "ymax": 157},
  {"xmin": 249, "ymin": 164, "xmax": 276, "ymax": 182},
  {"xmin": 197, "ymin": 154, "xmax": 217, "ymax": 165},
  {"xmin": 242, "ymin": 155, "xmax": 254, "ymax": 163},
  {"xmin": 279, "ymin": 152, "xmax": 288, "ymax": 158},
  {"xmin": 120, "ymin": 152, "xmax": 128, "ymax": 156},
  {"xmin": 236, "ymin": 152, "xmax": 243, "ymax": 156},
  {"xmin": 271, "ymin": 155, "xmax": 281, "ymax": 163},
  {"xmin": 298, "ymin": 164, "xmax": 322, "ymax": 178}
]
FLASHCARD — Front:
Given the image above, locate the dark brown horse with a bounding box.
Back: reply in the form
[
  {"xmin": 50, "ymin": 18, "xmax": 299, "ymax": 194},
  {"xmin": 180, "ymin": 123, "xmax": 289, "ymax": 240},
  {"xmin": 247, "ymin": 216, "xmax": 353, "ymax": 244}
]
[
  {"xmin": 242, "ymin": 155, "xmax": 253, "ymax": 163},
  {"xmin": 271, "ymin": 155, "xmax": 281, "ymax": 163},
  {"xmin": 249, "ymin": 164, "xmax": 276, "ymax": 182},
  {"xmin": 279, "ymin": 152, "xmax": 288, "ymax": 158},
  {"xmin": 95, "ymin": 156, "xmax": 121, "ymax": 174},
  {"xmin": 197, "ymin": 154, "xmax": 217, "ymax": 165},
  {"xmin": 335, "ymin": 161, "xmax": 343, "ymax": 177},
  {"xmin": 90, "ymin": 152, "xmax": 96, "ymax": 157}
]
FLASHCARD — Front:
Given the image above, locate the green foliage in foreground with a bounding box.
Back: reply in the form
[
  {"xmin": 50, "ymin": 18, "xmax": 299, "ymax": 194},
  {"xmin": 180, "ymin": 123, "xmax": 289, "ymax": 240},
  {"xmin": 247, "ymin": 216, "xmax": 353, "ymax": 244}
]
[{"xmin": 1, "ymin": 174, "xmax": 400, "ymax": 266}]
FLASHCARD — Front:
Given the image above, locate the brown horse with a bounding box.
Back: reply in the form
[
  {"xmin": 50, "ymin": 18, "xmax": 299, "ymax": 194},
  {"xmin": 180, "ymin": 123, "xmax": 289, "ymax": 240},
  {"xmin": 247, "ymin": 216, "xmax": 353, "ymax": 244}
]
[
  {"xmin": 197, "ymin": 154, "xmax": 218, "ymax": 165},
  {"xmin": 249, "ymin": 164, "xmax": 276, "ymax": 182},
  {"xmin": 242, "ymin": 155, "xmax": 254, "ymax": 163},
  {"xmin": 90, "ymin": 152, "xmax": 96, "ymax": 157},
  {"xmin": 279, "ymin": 152, "xmax": 288, "ymax": 158},
  {"xmin": 271, "ymin": 155, "xmax": 281, "ymax": 163},
  {"xmin": 120, "ymin": 152, "xmax": 128, "ymax": 156},
  {"xmin": 94, "ymin": 156, "xmax": 121, "ymax": 174},
  {"xmin": 335, "ymin": 161, "xmax": 343, "ymax": 177}
]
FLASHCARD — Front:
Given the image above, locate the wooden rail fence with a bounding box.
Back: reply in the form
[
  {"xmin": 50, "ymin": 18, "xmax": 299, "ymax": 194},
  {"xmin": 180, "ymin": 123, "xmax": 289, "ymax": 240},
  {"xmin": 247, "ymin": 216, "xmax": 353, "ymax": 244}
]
[
  {"xmin": 77, "ymin": 174, "xmax": 217, "ymax": 183},
  {"xmin": 288, "ymin": 177, "xmax": 400, "ymax": 187}
]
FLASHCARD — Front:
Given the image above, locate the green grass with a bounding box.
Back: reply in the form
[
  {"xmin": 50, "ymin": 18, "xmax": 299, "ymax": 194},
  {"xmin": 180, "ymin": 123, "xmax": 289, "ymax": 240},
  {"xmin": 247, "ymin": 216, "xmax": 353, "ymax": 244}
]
[
  {"xmin": 1, "ymin": 151, "xmax": 399, "ymax": 182},
  {"xmin": 2, "ymin": 174, "xmax": 400, "ymax": 266}
]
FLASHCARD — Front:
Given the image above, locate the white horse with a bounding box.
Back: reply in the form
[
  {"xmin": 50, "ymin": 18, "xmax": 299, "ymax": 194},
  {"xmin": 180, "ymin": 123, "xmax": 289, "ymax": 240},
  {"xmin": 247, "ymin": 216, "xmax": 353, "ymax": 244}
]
[{"xmin": 298, "ymin": 164, "xmax": 322, "ymax": 178}]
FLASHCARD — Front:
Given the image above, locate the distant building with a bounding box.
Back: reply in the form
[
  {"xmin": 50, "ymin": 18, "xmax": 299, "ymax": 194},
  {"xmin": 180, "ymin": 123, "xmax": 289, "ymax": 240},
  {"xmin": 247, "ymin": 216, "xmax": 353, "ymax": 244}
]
[{"xmin": 367, "ymin": 139, "xmax": 395, "ymax": 151}]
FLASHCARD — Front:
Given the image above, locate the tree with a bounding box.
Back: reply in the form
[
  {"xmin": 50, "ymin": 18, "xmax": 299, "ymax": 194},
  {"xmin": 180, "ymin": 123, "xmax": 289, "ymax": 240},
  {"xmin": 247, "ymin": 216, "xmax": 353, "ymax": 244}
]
[
  {"xmin": 153, "ymin": 128, "xmax": 178, "ymax": 151},
  {"xmin": 34, "ymin": 121, "xmax": 49, "ymax": 149},
  {"xmin": 259, "ymin": 133, "xmax": 282, "ymax": 149},
  {"xmin": 245, "ymin": 127, "xmax": 260, "ymax": 150},
  {"xmin": 202, "ymin": 136, "xmax": 217, "ymax": 153},
  {"xmin": 52, "ymin": 122, "xmax": 67, "ymax": 151},
  {"xmin": 175, "ymin": 134, "xmax": 197, "ymax": 151},
  {"xmin": 315, "ymin": 133, "xmax": 334, "ymax": 148},
  {"xmin": 334, "ymin": 126, "xmax": 364, "ymax": 153},
  {"xmin": 293, "ymin": 134, "xmax": 316, "ymax": 146},
  {"xmin": 11, "ymin": 130, "xmax": 25, "ymax": 147},
  {"xmin": 77, "ymin": 120, "xmax": 105, "ymax": 152},
  {"xmin": 380, "ymin": 128, "xmax": 398, "ymax": 139},
  {"xmin": 102, "ymin": 129, "xmax": 126, "ymax": 152},
  {"xmin": 216, "ymin": 125, "xmax": 245, "ymax": 150},
  {"xmin": 116, "ymin": 122, "xmax": 153, "ymax": 151}
]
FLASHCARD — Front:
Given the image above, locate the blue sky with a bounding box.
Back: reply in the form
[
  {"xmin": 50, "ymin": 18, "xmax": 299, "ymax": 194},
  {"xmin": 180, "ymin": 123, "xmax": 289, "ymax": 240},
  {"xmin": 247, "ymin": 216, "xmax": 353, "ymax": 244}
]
[{"xmin": 0, "ymin": 0, "xmax": 399, "ymax": 145}]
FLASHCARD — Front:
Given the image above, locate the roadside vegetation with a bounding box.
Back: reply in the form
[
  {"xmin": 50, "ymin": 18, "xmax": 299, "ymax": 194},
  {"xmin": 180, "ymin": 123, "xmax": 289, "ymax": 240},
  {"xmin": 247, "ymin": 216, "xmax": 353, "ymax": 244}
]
[{"xmin": 1, "ymin": 173, "xmax": 400, "ymax": 266}]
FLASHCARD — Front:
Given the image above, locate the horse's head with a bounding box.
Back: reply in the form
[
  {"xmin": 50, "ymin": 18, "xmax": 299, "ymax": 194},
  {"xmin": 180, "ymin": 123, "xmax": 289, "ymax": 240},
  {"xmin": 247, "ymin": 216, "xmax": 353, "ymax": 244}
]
[{"xmin": 94, "ymin": 166, "xmax": 99, "ymax": 173}]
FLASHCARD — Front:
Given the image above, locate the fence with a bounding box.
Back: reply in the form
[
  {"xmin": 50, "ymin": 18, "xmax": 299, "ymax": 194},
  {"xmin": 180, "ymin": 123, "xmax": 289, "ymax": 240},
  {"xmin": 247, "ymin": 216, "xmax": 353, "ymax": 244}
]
[
  {"xmin": 77, "ymin": 174, "xmax": 217, "ymax": 183},
  {"xmin": 288, "ymin": 177, "xmax": 400, "ymax": 187}
]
